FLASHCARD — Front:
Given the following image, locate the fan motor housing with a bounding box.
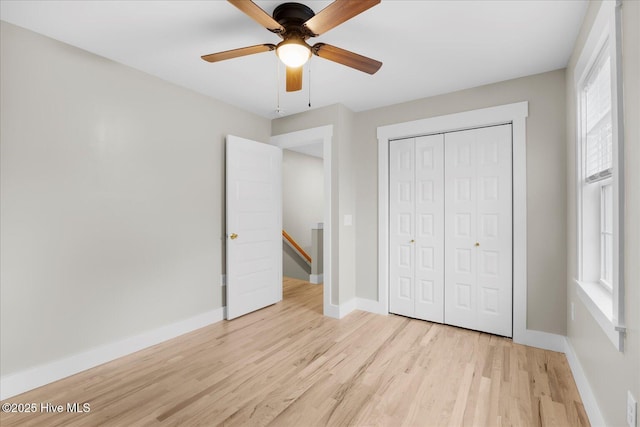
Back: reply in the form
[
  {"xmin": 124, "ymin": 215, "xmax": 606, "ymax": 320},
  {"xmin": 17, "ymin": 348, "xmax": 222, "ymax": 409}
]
[{"xmin": 273, "ymin": 2, "xmax": 315, "ymax": 34}]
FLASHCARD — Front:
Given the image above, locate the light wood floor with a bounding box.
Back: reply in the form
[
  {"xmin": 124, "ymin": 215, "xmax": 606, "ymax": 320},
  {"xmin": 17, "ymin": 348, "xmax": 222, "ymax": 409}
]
[{"xmin": 1, "ymin": 277, "xmax": 588, "ymax": 427}]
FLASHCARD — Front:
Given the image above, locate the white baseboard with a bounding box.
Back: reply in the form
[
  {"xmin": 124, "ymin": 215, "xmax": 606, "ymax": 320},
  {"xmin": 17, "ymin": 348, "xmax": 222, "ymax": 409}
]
[
  {"xmin": 309, "ymin": 274, "xmax": 323, "ymax": 284},
  {"xmin": 564, "ymin": 337, "xmax": 606, "ymax": 426},
  {"xmin": 0, "ymin": 307, "xmax": 225, "ymax": 400},
  {"xmin": 514, "ymin": 328, "xmax": 566, "ymax": 352},
  {"xmin": 338, "ymin": 299, "xmax": 357, "ymax": 318},
  {"xmin": 323, "ymin": 299, "xmax": 360, "ymax": 319},
  {"xmin": 356, "ymin": 298, "xmax": 388, "ymax": 315},
  {"xmin": 323, "ymin": 303, "xmax": 340, "ymax": 319},
  {"xmin": 321, "ymin": 296, "xmax": 381, "ymax": 319}
]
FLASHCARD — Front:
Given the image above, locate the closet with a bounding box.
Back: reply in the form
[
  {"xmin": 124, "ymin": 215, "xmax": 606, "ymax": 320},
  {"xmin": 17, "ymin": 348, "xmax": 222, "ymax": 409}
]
[{"xmin": 389, "ymin": 124, "xmax": 512, "ymax": 337}]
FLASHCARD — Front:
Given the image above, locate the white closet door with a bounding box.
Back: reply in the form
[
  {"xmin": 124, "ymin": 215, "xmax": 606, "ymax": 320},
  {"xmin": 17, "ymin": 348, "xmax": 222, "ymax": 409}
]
[
  {"xmin": 389, "ymin": 138, "xmax": 415, "ymax": 318},
  {"xmin": 444, "ymin": 125, "xmax": 512, "ymax": 337},
  {"xmin": 414, "ymin": 135, "xmax": 444, "ymax": 322},
  {"xmin": 389, "ymin": 135, "xmax": 444, "ymax": 322}
]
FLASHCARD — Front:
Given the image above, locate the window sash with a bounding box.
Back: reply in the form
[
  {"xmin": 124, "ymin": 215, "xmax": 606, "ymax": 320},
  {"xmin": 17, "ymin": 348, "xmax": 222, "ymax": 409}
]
[{"xmin": 583, "ymin": 44, "xmax": 613, "ymax": 182}]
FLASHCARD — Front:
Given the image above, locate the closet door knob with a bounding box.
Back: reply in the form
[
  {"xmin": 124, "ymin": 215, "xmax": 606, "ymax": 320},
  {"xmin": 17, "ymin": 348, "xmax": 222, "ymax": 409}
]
[
  {"xmin": 474, "ymin": 242, "xmax": 480, "ymax": 247},
  {"xmin": 410, "ymin": 239, "xmax": 415, "ymax": 243},
  {"xmin": 230, "ymin": 233, "xmax": 238, "ymax": 240}
]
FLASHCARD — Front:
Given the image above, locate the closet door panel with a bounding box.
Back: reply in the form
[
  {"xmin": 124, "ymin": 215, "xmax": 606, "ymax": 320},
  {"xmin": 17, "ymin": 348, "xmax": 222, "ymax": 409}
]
[
  {"xmin": 444, "ymin": 125, "xmax": 512, "ymax": 337},
  {"xmin": 414, "ymin": 135, "xmax": 444, "ymax": 322},
  {"xmin": 389, "ymin": 139, "xmax": 415, "ymax": 318},
  {"xmin": 475, "ymin": 125, "xmax": 512, "ymax": 337},
  {"xmin": 445, "ymin": 131, "xmax": 479, "ymax": 328}
]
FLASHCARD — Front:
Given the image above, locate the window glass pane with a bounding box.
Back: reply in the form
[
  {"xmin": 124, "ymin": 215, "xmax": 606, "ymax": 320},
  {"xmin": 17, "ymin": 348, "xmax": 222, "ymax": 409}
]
[
  {"xmin": 603, "ymin": 184, "xmax": 613, "ymax": 233},
  {"xmin": 603, "ymin": 234, "xmax": 613, "ymax": 286},
  {"xmin": 601, "ymin": 183, "xmax": 613, "ymax": 288},
  {"xmin": 585, "ymin": 60, "xmax": 611, "ymax": 130},
  {"xmin": 586, "ymin": 113, "xmax": 612, "ymax": 178},
  {"xmin": 583, "ymin": 48, "xmax": 612, "ymax": 180}
]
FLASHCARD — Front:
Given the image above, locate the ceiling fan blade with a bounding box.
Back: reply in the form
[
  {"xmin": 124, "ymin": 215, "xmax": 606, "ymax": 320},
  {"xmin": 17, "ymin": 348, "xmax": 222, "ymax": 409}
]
[
  {"xmin": 228, "ymin": 0, "xmax": 285, "ymax": 34},
  {"xmin": 286, "ymin": 66, "xmax": 303, "ymax": 92},
  {"xmin": 303, "ymin": 0, "xmax": 380, "ymax": 36},
  {"xmin": 201, "ymin": 44, "xmax": 276, "ymax": 63},
  {"xmin": 312, "ymin": 43, "xmax": 382, "ymax": 75}
]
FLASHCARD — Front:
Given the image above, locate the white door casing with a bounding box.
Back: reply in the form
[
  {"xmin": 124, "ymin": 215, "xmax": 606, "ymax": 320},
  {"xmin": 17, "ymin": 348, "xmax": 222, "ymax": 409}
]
[
  {"xmin": 444, "ymin": 125, "xmax": 512, "ymax": 337},
  {"xmin": 389, "ymin": 135, "xmax": 445, "ymax": 322},
  {"xmin": 226, "ymin": 135, "xmax": 282, "ymax": 320}
]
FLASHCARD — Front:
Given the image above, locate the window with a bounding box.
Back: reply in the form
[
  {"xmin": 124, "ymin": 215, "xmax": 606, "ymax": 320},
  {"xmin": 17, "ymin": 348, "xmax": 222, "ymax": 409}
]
[
  {"xmin": 581, "ymin": 43, "xmax": 614, "ymax": 290},
  {"xmin": 574, "ymin": 0, "xmax": 624, "ymax": 351}
]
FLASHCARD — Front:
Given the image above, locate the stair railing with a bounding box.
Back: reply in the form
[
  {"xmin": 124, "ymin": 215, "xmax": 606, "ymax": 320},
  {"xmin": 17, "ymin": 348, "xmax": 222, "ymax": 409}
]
[{"xmin": 282, "ymin": 229, "xmax": 312, "ymax": 265}]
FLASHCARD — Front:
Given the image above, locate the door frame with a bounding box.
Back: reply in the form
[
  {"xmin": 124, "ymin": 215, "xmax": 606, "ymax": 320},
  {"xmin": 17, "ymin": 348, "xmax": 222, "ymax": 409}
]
[
  {"xmin": 270, "ymin": 125, "xmax": 336, "ymax": 318},
  {"xmin": 378, "ymin": 102, "xmax": 534, "ymax": 344}
]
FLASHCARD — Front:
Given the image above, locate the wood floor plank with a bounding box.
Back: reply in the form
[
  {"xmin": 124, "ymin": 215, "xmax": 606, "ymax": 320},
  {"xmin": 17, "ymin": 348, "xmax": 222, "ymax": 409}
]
[{"xmin": 0, "ymin": 277, "xmax": 588, "ymax": 427}]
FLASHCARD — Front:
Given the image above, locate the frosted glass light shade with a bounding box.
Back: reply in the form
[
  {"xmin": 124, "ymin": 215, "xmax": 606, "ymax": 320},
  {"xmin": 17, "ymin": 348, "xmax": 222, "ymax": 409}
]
[{"xmin": 276, "ymin": 40, "xmax": 311, "ymax": 68}]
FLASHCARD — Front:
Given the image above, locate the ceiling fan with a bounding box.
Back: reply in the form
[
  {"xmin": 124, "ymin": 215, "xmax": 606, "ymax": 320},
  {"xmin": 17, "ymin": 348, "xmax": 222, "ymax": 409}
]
[{"xmin": 201, "ymin": 0, "xmax": 382, "ymax": 92}]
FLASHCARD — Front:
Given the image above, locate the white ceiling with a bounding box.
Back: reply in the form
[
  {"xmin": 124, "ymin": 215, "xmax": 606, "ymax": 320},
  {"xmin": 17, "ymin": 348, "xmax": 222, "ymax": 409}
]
[{"xmin": 0, "ymin": 0, "xmax": 587, "ymax": 119}]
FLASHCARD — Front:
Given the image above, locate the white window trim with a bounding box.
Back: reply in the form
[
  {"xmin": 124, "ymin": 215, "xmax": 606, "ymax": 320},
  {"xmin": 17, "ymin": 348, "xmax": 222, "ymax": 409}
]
[{"xmin": 574, "ymin": 0, "xmax": 625, "ymax": 351}]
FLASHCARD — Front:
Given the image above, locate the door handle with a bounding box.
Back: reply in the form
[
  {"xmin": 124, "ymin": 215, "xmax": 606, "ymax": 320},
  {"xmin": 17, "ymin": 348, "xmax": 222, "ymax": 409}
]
[
  {"xmin": 474, "ymin": 242, "xmax": 480, "ymax": 247},
  {"xmin": 230, "ymin": 233, "xmax": 238, "ymax": 240}
]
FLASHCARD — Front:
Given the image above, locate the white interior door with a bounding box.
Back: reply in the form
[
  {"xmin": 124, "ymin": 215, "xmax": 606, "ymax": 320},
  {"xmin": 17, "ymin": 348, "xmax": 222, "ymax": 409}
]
[
  {"xmin": 226, "ymin": 135, "xmax": 282, "ymax": 320},
  {"xmin": 389, "ymin": 135, "xmax": 444, "ymax": 322},
  {"xmin": 444, "ymin": 125, "xmax": 512, "ymax": 337}
]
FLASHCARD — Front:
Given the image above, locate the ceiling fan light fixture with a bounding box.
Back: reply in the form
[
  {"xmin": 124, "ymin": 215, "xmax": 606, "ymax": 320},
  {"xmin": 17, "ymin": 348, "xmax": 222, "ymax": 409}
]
[
  {"xmin": 203, "ymin": 0, "xmax": 383, "ymax": 92},
  {"xmin": 276, "ymin": 38, "xmax": 311, "ymax": 68}
]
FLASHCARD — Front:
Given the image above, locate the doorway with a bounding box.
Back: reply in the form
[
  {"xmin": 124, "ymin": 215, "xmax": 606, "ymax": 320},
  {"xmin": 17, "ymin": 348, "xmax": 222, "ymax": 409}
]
[
  {"xmin": 281, "ymin": 147, "xmax": 324, "ymax": 284},
  {"xmin": 270, "ymin": 125, "xmax": 335, "ymax": 317}
]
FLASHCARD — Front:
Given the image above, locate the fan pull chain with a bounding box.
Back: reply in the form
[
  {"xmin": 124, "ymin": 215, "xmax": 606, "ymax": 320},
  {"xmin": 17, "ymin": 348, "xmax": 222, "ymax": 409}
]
[
  {"xmin": 308, "ymin": 60, "xmax": 312, "ymax": 108},
  {"xmin": 276, "ymin": 59, "xmax": 281, "ymax": 113}
]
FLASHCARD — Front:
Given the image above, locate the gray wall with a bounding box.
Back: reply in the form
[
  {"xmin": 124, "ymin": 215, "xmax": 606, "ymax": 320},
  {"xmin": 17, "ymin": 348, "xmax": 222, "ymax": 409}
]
[
  {"xmin": 337, "ymin": 105, "xmax": 357, "ymax": 304},
  {"xmin": 282, "ymin": 149, "xmax": 323, "ymax": 280},
  {"xmin": 354, "ymin": 69, "xmax": 568, "ymax": 335},
  {"xmin": 0, "ymin": 22, "xmax": 271, "ymax": 376},
  {"xmin": 565, "ymin": 1, "xmax": 640, "ymax": 426}
]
